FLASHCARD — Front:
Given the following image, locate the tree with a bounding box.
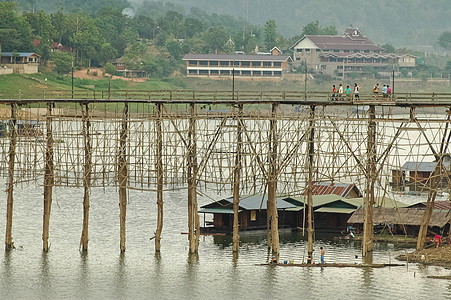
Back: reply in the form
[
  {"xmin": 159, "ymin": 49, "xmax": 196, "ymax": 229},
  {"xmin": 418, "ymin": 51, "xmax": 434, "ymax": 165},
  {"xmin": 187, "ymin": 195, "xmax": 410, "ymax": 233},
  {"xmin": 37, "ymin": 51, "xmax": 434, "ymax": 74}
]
[
  {"xmin": 51, "ymin": 51, "xmax": 72, "ymax": 74},
  {"xmin": 103, "ymin": 62, "xmax": 117, "ymax": 76},
  {"xmin": 166, "ymin": 40, "xmax": 183, "ymax": 60},
  {"xmin": 438, "ymin": 32, "xmax": 451, "ymax": 50},
  {"xmin": 302, "ymin": 20, "xmax": 337, "ymax": 36},
  {"xmin": 264, "ymin": 20, "xmax": 277, "ymax": 50},
  {"xmin": 202, "ymin": 26, "xmax": 228, "ymax": 54},
  {"xmin": 382, "ymin": 44, "xmax": 396, "ymax": 53},
  {"xmin": 445, "ymin": 60, "xmax": 451, "ymax": 74}
]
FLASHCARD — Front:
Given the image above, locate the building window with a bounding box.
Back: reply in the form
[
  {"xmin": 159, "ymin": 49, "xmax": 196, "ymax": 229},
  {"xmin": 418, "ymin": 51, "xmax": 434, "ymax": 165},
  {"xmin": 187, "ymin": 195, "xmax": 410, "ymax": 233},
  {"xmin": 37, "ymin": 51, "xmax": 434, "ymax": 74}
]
[
  {"xmin": 329, "ymin": 58, "xmax": 336, "ymax": 62},
  {"xmin": 364, "ymin": 50, "xmax": 370, "ymax": 53},
  {"xmin": 296, "ymin": 57, "xmax": 300, "ymax": 60},
  {"xmin": 333, "ymin": 49, "xmax": 339, "ymax": 53},
  {"xmin": 274, "ymin": 71, "xmax": 282, "ymax": 76},
  {"xmin": 242, "ymin": 70, "xmax": 251, "ymax": 76},
  {"xmin": 273, "ymin": 62, "xmax": 281, "ymax": 67},
  {"xmin": 189, "ymin": 60, "xmax": 197, "ymax": 66},
  {"xmin": 220, "ymin": 61, "xmax": 229, "ymax": 66},
  {"xmin": 221, "ymin": 70, "xmax": 230, "ymax": 75},
  {"xmin": 297, "ymin": 49, "xmax": 303, "ymax": 52},
  {"xmin": 344, "ymin": 50, "xmax": 350, "ymax": 53},
  {"xmin": 251, "ymin": 61, "xmax": 261, "ymax": 67},
  {"xmin": 241, "ymin": 61, "xmax": 250, "ymax": 66},
  {"xmin": 263, "ymin": 71, "xmax": 272, "ymax": 76},
  {"xmin": 323, "ymin": 49, "xmax": 330, "ymax": 52},
  {"xmin": 316, "ymin": 49, "xmax": 321, "ymax": 52},
  {"xmin": 354, "ymin": 50, "xmax": 360, "ymax": 53},
  {"xmin": 263, "ymin": 61, "xmax": 271, "ymax": 67},
  {"xmin": 305, "ymin": 49, "xmax": 310, "ymax": 53},
  {"xmin": 338, "ymin": 58, "xmax": 343, "ymax": 62},
  {"xmin": 210, "ymin": 61, "xmax": 218, "ymax": 66},
  {"xmin": 253, "ymin": 71, "xmax": 261, "ymax": 76},
  {"xmin": 199, "ymin": 70, "xmax": 208, "ymax": 75},
  {"xmin": 188, "ymin": 70, "xmax": 198, "ymax": 74},
  {"xmin": 199, "ymin": 61, "xmax": 208, "ymax": 66},
  {"xmin": 210, "ymin": 70, "xmax": 219, "ymax": 75}
]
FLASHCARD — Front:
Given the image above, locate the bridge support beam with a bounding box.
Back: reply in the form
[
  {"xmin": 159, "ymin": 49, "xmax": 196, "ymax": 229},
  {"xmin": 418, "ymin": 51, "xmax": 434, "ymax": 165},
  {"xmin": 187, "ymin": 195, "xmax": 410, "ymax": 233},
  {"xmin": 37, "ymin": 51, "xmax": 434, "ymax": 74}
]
[
  {"xmin": 80, "ymin": 102, "xmax": 91, "ymax": 251},
  {"xmin": 307, "ymin": 105, "xmax": 315, "ymax": 263},
  {"xmin": 5, "ymin": 103, "xmax": 17, "ymax": 251},
  {"xmin": 43, "ymin": 103, "xmax": 54, "ymax": 252},
  {"xmin": 232, "ymin": 104, "xmax": 243, "ymax": 252},
  {"xmin": 155, "ymin": 103, "xmax": 164, "ymax": 252},
  {"xmin": 188, "ymin": 103, "xmax": 199, "ymax": 253},
  {"xmin": 268, "ymin": 103, "xmax": 280, "ymax": 256},
  {"xmin": 118, "ymin": 103, "xmax": 128, "ymax": 252}
]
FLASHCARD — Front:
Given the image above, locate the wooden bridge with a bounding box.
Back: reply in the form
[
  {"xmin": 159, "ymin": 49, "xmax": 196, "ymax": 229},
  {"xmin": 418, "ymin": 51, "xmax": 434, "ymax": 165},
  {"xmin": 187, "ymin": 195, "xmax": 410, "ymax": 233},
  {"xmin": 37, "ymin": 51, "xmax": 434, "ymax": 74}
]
[{"xmin": 1, "ymin": 89, "xmax": 451, "ymax": 261}]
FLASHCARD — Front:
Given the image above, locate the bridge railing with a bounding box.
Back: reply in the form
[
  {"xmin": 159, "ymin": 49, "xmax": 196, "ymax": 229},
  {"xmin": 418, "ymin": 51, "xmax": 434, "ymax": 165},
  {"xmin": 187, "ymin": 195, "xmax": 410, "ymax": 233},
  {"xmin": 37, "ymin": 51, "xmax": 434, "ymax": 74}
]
[{"xmin": 2, "ymin": 89, "xmax": 451, "ymax": 105}]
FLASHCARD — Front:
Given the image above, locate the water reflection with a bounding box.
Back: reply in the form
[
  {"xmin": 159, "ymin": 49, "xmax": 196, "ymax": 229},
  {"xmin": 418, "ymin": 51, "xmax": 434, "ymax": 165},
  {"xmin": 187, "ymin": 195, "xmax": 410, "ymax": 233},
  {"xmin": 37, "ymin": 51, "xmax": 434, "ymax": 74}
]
[{"xmin": 113, "ymin": 253, "xmax": 128, "ymax": 299}]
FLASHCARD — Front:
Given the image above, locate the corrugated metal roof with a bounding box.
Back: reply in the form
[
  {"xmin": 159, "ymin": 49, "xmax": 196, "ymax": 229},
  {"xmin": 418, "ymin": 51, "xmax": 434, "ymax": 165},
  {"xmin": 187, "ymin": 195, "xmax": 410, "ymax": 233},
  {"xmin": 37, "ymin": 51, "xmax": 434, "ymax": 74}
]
[
  {"xmin": 315, "ymin": 207, "xmax": 356, "ymax": 214},
  {"xmin": 200, "ymin": 194, "xmax": 297, "ymax": 212},
  {"xmin": 305, "ymin": 182, "xmax": 360, "ymax": 198},
  {"xmin": 401, "ymin": 161, "xmax": 450, "ymax": 172},
  {"xmin": 1, "ymin": 52, "xmax": 41, "ymax": 57},
  {"xmin": 408, "ymin": 201, "xmax": 451, "ymax": 210},
  {"xmin": 347, "ymin": 196, "xmax": 408, "ymax": 208},
  {"xmin": 348, "ymin": 207, "xmax": 451, "ymax": 227},
  {"xmin": 182, "ymin": 54, "xmax": 292, "ymax": 62},
  {"xmin": 291, "ymin": 194, "xmax": 349, "ymax": 208}
]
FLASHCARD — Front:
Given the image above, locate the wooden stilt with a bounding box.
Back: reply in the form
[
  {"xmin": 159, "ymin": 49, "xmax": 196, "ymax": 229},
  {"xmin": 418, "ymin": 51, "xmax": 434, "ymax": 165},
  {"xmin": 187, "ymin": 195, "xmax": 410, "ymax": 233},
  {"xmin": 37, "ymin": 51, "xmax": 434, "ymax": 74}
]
[
  {"xmin": 307, "ymin": 105, "xmax": 315, "ymax": 263},
  {"xmin": 268, "ymin": 103, "xmax": 279, "ymax": 255},
  {"xmin": 43, "ymin": 102, "xmax": 54, "ymax": 252},
  {"xmin": 188, "ymin": 103, "xmax": 199, "ymax": 253},
  {"xmin": 363, "ymin": 105, "xmax": 376, "ymax": 256},
  {"xmin": 119, "ymin": 103, "xmax": 128, "ymax": 252},
  {"xmin": 5, "ymin": 103, "xmax": 16, "ymax": 251},
  {"xmin": 80, "ymin": 102, "xmax": 91, "ymax": 251},
  {"xmin": 155, "ymin": 103, "xmax": 164, "ymax": 252},
  {"xmin": 232, "ymin": 103, "xmax": 243, "ymax": 252}
]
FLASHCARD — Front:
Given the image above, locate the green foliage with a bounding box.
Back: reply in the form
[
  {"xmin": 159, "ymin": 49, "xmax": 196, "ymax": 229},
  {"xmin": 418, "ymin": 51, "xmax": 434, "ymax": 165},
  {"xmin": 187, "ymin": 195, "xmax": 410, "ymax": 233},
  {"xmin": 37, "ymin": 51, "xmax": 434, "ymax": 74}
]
[
  {"xmin": 446, "ymin": 61, "xmax": 451, "ymax": 74},
  {"xmin": 302, "ymin": 21, "xmax": 337, "ymax": 36},
  {"xmin": 202, "ymin": 26, "xmax": 229, "ymax": 53},
  {"xmin": 264, "ymin": 20, "xmax": 277, "ymax": 50},
  {"xmin": 103, "ymin": 62, "xmax": 117, "ymax": 76},
  {"xmin": 51, "ymin": 51, "xmax": 72, "ymax": 74},
  {"xmin": 438, "ymin": 32, "xmax": 451, "ymax": 50},
  {"xmin": 382, "ymin": 44, "xmax": 396, "ymax": 53},
  {"xmin": 166, "ymin": 40, "xmax": 183, "ymax": 60}
]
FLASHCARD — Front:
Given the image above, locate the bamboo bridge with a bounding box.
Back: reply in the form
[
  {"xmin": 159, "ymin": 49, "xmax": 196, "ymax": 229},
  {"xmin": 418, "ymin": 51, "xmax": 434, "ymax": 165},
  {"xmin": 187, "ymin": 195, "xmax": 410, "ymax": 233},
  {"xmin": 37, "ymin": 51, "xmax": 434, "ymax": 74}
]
[{"xmin": 1, "ymin": 89, "xmax": 451, "ymax": 262}]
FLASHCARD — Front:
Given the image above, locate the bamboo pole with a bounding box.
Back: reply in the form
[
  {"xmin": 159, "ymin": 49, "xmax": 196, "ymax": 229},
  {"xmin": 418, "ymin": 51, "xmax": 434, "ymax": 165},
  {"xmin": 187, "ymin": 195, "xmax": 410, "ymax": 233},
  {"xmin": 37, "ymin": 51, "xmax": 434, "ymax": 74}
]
[
  {"xmin": 188, "ymin": 103, "xmax": 199, "ymax": 253},
  {"xmin": 307, "ymin": 105, "xmax": 315, "ymax": 263},
  {"xmin": 80, "ymin": 103, "xmax": 91, "ymax": 251},
  {"xmin": 232, "ymin": 103, "xmax": 243, "ymax": 252},
  {"xmin": 155, "ymin": 103, "xmax": 164, "ymax": 251},
  {"xmin": 363, "ymin": 105, "xmax": 376, "ymax": 256},
  {"xmin": 5, "ymin": 103, "xmax": 17, "ymax": 250},
  {"xmin": 119, "ymin": 103, "xmax": 128, "ymax": 252},
  {"xmin": 43, "ymin": 102, "xmax": 54, "ymax": 252},
  {"xmin": 268, "ymin": 103, "xmax": 280, "ymax": 255}
]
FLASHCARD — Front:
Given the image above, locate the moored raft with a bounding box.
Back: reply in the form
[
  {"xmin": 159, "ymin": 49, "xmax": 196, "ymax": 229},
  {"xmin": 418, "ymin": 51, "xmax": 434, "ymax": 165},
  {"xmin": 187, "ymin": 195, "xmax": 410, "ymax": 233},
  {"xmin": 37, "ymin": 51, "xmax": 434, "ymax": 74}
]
[{"xmin": 258, "ymin": 263, "xmax": 404, "ymax": 268}]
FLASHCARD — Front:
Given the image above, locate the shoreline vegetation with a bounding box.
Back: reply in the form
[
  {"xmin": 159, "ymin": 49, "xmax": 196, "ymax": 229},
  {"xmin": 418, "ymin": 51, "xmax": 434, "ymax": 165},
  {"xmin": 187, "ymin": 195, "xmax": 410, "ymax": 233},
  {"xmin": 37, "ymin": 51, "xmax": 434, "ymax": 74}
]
[{"xmin": 398, "ymin": 245, "xmax": 451, "ymax": 268}]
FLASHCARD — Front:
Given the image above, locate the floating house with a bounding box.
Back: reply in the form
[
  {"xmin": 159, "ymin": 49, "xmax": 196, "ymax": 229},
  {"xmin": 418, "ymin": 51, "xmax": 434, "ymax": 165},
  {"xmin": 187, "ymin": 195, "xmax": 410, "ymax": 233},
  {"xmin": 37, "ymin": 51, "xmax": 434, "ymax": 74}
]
[
  {"xmin": 348, "ymin": 207, "xmax": 451, "ymax": 235},
  {"xmin": 391, "ymin": 159, "xmax": 451, "ymax": 191}
]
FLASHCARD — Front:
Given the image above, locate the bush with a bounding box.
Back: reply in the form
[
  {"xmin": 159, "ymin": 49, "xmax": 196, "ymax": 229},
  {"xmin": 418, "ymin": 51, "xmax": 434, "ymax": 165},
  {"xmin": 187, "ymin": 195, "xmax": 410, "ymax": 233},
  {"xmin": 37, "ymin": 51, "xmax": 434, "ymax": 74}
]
[{"xmin": 103, "ymin": 62, "xmax": 117, "ymax": 76}]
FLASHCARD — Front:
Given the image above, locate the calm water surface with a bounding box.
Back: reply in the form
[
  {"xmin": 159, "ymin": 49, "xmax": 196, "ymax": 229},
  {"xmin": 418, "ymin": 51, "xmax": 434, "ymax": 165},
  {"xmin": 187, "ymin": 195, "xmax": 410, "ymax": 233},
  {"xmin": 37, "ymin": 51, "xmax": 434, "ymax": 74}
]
[{"xmin": 1, "ymin": 184, "xmax": 451, "ymax": 299}]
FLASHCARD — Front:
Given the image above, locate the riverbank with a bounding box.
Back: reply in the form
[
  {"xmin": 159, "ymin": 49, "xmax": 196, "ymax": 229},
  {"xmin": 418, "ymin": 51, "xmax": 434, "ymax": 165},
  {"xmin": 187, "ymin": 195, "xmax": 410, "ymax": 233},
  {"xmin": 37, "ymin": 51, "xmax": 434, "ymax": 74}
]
[{"xmin": 398, "ymin": 244, "xmax": 451, "ymax": 267}]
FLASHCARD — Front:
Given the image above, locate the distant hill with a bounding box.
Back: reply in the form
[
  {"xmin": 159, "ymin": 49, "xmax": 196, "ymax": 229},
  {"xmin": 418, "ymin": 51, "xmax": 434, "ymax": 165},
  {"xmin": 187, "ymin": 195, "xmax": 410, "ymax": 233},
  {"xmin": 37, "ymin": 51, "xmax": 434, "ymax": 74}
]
[{"xmin": 10, "ymin": 0, "xmax": 451, "ymax": 50}]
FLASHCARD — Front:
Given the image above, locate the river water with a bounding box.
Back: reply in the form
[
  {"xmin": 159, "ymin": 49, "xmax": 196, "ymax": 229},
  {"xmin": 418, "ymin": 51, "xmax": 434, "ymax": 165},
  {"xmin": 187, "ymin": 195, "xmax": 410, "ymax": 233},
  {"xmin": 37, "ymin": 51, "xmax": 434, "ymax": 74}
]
[{"xmin": 1, "ymin": 184, "xmax": 451, "ymax": 299}]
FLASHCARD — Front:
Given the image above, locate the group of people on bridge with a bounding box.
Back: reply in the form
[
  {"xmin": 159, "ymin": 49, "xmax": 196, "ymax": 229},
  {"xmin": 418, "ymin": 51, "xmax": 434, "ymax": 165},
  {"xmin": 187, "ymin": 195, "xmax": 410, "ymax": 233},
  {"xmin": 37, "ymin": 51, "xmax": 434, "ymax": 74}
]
[{"xmin": 331, "ymin": 83, "xmax": 360, "ymax": 101}]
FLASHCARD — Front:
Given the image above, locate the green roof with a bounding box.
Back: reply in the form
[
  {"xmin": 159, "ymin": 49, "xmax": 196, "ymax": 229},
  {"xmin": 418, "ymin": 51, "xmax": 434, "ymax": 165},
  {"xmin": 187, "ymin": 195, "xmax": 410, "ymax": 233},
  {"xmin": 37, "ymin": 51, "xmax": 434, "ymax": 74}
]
[
  {"xmin": 289, "ymin": 194, "xmax": 349, "ymax": 208},
  {"xmin": 198, "ymin": 208, "xmax": 239, "ymax": 214},
  {"xmin": 314, "ymin": 207, "xmax": 356, "ymax": 214}
]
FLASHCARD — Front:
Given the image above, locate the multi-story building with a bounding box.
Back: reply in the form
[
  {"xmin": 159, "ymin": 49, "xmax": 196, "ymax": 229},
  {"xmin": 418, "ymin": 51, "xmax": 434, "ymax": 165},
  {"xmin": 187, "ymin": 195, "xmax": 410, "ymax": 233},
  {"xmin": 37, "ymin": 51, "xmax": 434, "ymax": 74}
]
[
  {"xmin": 291, "ymin": 28, "xmax": 416, "ymax": 77},
  {"xmin": 182, "ymin": 49, "xmax": 292, "ymax": 79}
]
